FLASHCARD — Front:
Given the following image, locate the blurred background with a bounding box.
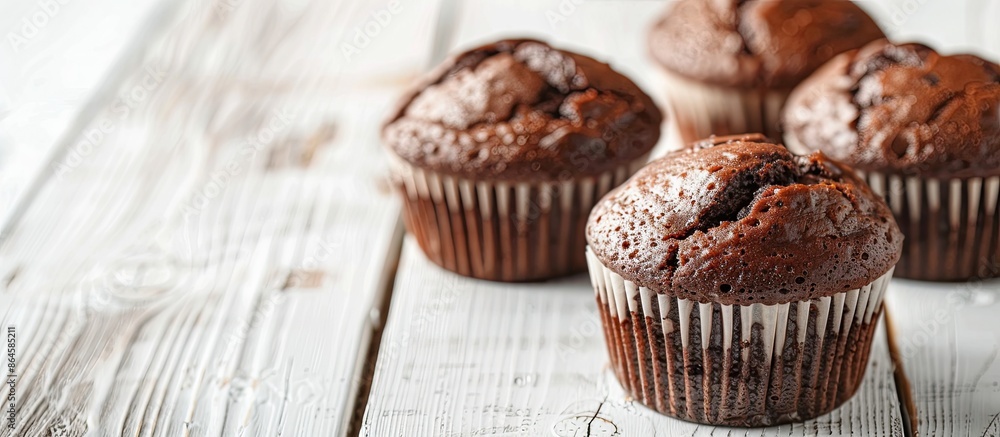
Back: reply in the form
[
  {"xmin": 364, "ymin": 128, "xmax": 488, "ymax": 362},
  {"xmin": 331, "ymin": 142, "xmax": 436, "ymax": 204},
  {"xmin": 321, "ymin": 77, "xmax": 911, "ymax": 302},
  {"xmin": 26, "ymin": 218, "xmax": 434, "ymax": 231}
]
[
  {"xmin": 0, "ymin": 1, "xmax": 999, "ymax": 436},
  {"xmin": 2, "ymin": 0, "xmax": 999, "ymax": 216}
]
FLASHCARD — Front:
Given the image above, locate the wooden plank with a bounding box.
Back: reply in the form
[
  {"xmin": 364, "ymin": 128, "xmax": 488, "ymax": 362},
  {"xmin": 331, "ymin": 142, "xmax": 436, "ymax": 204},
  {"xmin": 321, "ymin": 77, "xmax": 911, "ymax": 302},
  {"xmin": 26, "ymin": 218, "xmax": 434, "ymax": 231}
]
[
  {"xmin": 0, "ymin": 0, "xmax": 443, "ymax": 435},
  {"xmin": 363, "ymin": 2, "xmax": 903, "ymax": 435},
  {"xmin": 884, "ymin": 280, "xmax": 1000, "ymax": 437},
  {"xmin": 362, "ymin": 239, "xmax": 905, "ymax": 436},
  {"xmin": 0, "ymin": 0, "xmax": 172, "ymax": 221},
  {"xmin": 821, "ymin": 3, "xmax": 1000, "ymax": 436}
]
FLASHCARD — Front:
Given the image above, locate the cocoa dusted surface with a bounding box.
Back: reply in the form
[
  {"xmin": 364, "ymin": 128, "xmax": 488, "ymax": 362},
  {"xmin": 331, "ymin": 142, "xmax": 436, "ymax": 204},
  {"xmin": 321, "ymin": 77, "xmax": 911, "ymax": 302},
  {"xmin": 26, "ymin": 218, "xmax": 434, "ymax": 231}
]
[
  {"xmin": 384, "ymin": 39, "xmax": 662, "ymax": 181},
  {"xmin": 648, "ymin": 0, "xmax": 884, "ymax": 89},
  {"xmin": 586, "ymin": 134, "xmax": 902, "ymax": 305},
  {"xmin": 784, "ymin": 40, "xmax": 1000, "ymax": 178}
]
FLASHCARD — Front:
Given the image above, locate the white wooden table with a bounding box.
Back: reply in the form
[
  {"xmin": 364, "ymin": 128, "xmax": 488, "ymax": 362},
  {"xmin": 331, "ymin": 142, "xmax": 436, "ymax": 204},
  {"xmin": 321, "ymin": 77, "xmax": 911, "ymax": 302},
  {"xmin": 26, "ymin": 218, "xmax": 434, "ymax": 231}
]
[{"xmin": 1, "ymin": 1, "xmax": 998, "ymax": 436}]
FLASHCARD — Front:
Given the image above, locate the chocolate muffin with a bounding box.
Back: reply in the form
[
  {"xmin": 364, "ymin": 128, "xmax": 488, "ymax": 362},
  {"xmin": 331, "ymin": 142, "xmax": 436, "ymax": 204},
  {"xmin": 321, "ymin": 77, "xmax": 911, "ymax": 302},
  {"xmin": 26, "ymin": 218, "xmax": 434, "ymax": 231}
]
[
  {"xmin": 648, "ymin": 0, "xmax": 884, "ymax": 144},
  {"xmin": 783, "ymin": 40, "xmax": 1000, "ymax": 281},
  {"xmin": 585, "ymin": 134, "xmax": 902, "ymax": 426},
  {"xmin": 385, "ymin": 39, "xmax": 663, "ymax": 281}
]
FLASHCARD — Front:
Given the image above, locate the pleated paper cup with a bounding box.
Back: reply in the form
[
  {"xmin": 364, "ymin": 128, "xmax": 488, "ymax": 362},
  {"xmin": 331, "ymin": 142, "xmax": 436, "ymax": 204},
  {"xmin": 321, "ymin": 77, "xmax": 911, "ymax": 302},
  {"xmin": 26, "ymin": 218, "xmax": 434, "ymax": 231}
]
[
  {"xmin": 586, "ymin": 248, "xmax": 893, "ymax": 426},
  {"xmin": 389, "ymin": 155, "xmax": 648, "ymax": 282},
  {"xmin": 858, "ymin": 170, "xmax": 1000, "ymax": 281},
  {"xmin": 660, "ymin": 69, "xmax": 790, "ymax": 146}
]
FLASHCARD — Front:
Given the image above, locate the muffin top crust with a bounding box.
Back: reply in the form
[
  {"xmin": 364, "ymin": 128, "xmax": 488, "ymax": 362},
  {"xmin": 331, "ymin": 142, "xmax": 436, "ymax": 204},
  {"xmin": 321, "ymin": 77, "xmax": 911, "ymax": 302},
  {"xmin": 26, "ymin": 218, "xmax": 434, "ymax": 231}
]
[
  {"xmin": 783, "ymin": 40, "xmax": 1000, "ymax": 177},
  {"xmin": 648, "ymin": 0, "xmax": 885, "ymax": 88},
  {"xmin": 384, "ymin": 39, "xmax": 662, "ymax": 181},
  {"xmin": 586, "ymin": 134, "xmax": 902, "ymax": 305}
]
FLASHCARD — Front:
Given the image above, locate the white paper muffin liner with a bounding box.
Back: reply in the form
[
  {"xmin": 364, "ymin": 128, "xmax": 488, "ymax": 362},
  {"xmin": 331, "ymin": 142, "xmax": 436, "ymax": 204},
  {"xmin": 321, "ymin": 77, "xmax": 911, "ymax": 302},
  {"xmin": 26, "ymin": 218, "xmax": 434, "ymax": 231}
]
[
  {"xmin": 660, "ymin": 69, "xmax": 790, "ymax": 146},
  {"xmin": 857, "ymin": 170, "xmax": 1000, "ymax": 280},
  {"xmin": 586, "ymin": 248, "xmax": 893, "ymax": 426},
  {"xmin": 388, "ymin": 154, "xmax": 647, "ymax": 281}
]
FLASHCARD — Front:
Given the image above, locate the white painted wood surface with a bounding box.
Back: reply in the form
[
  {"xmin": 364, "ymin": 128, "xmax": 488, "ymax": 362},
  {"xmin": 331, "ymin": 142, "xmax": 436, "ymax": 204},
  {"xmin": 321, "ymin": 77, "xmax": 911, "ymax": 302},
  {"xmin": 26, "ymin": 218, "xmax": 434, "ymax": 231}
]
[
  {"xmin": 362, "ymin": 240, "xmax": 905, "ymax": 436},
  {"xmin": 0, "ymin": 0, "xmax": 441, "ymax": 435},
  {"xmin": 361, "ymin": 2, "xmax": 906, "ymax": 435},
  {"xmin": 3, "ymin": 0, "xmax": 1000, "ymax": 436},
  {"xmin": 885, "ymin": 281, "xmax": 1000, "ymax": 437},
  {"xmin": 0, "ymin": 0, "xmax": 175, "ymax": 225},
  {"xmin": 363, "ymin": 2, "xmax": 998, "ymax": 437}
]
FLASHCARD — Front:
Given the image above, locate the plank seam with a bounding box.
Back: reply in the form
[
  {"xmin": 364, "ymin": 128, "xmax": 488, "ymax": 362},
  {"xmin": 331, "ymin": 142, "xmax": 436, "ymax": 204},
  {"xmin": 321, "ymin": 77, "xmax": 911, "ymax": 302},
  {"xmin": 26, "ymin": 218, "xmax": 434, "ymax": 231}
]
[
  {"xmin": 345, "ymin": 219, "xmax": 404, "ymax": 436},
  {"xmin": 884, "ymin": 309, "xmax": 917, "ymax": 437},
  {"xmin": 0, "ymin": 0, "xmax": 181, "ymax": 245}
]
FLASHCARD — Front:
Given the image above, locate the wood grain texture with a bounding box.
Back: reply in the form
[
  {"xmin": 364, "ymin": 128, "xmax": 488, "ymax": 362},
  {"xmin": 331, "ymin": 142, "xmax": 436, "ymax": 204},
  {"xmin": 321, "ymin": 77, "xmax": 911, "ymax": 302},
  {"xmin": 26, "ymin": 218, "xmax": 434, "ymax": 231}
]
[
  {"xmin": 363, "ymin": 4, "xmax": 903, "ymax": 435},
  {"xmin": 885, "ymin": 281, "xmax": 1000, "ymax": 437},
  {"xmin": 0, "ymin": 0, "xmax": 442, "ymax": 435},
  {"xmin": 362, "ymin": 240, "xmax": 905, "ymax": 436},
  {"xmin": 0, "ymin": 0, "xmax": 171, "ymax": 220},
  {"xmin": 3, "ymin": 0, "xmax": 999, "ymax": 436}
]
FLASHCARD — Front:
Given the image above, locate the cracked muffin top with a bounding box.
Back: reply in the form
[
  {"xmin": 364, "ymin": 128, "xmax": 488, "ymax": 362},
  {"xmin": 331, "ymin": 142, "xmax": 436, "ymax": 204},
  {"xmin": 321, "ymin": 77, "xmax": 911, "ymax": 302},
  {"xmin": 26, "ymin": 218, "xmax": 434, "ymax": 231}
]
[
  {"xmin": 648, "ymin": 0, "xmax": 884, "ymax": 88},
  {"xmin": 586, "ymin": 134, "xmax": 902, "ymax": 305},
  {"xmin": 783, "ymin": 40, "xmax": 1000, "ymax": 178},
  {"xmin": 383, "ymin": 39, "xmax": 662, "ymax": 181}
]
